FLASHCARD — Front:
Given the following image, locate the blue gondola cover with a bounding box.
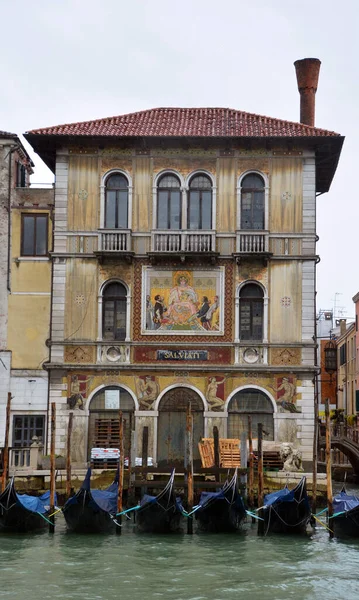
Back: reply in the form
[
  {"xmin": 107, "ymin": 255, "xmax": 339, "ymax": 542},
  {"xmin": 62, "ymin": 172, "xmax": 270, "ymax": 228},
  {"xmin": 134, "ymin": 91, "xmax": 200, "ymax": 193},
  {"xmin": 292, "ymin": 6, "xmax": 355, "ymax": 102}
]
[{"xmin": 333, "ymin": 491, "xmax": 359, "ymax": 515}]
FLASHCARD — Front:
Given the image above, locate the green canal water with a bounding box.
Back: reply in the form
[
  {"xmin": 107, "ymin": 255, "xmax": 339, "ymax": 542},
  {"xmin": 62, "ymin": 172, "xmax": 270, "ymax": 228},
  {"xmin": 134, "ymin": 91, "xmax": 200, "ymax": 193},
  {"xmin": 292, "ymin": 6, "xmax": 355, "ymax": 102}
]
[{"xmin": 1, "ymin": 518, "xmax": 359, "ymax": 600}]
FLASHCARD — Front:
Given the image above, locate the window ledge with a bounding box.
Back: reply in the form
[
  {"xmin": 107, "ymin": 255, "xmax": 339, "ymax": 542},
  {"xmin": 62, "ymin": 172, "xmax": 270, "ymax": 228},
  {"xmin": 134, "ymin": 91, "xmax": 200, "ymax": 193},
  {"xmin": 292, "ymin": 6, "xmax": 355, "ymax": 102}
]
[{"xmin": 16, "ymin": 257, "xmax": 50, "ymax": 262}]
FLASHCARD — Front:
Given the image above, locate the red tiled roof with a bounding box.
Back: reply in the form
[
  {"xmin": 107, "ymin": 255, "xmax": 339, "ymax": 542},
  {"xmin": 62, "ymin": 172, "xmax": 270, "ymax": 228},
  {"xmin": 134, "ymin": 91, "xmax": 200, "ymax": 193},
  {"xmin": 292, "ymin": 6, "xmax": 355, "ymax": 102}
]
[
  {"xmin": 0, "ymin": 130, "xmax": 17, "ymax": 138},
  {"xmin": 26, "ymin": 108, "xmax": 340, "ymax": 138}
]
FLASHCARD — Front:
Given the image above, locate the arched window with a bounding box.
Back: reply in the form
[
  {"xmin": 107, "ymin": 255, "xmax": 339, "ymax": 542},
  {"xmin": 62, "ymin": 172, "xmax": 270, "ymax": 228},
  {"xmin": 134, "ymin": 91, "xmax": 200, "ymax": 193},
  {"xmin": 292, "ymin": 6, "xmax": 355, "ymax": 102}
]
[
  {"xmin": 239, "ymin": 283, "xmax": 264, "ymax": 341},
  {"xmin": 241, "ymin": 174, "xmax": 265, "ymax": 230},
  {"xmin": 105, "ymin": 174, "xmax": 129, "ymax": 229},
  {"xmin": 157, "ymin": 174, "xmax": 181, "ymax": 230},
  {"xmin": 188, "ymin": 174, "xmax": 212, "ymax": 230},
  {"xmin": 103, "ymin": 282, "xmax": 127, "ymax": 340},
  {"xmin": 228, "ymin": 389, "xmax": 274, "ymax": 440}
]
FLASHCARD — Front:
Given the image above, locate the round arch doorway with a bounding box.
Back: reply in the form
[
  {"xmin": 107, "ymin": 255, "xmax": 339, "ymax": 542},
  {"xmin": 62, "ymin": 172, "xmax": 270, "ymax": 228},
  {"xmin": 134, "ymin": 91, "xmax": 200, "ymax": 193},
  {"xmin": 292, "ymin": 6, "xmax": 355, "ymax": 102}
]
[
  {"xmin": 228, "ymin": 389, "xmax": 274, "ymax": 440},
  {"xmin": 88, "ymin": 386, "xmax": 135, "ymax": 460},
  {"xmin": 157, "ymin": 388, "xmax": 204, "ymax": 468}
]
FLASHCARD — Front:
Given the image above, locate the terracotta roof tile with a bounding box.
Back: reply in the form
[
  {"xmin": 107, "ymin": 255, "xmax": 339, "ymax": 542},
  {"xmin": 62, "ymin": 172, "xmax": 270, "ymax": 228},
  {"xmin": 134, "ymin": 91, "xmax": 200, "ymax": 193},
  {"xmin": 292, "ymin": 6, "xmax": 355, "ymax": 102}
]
[
  {"xmin": 0, "ymin": 130, "xmax": 17, "ymax": 138},
  {"xmin": 26, "ymin": 107, "xmax": 340, "ymax": 138}
]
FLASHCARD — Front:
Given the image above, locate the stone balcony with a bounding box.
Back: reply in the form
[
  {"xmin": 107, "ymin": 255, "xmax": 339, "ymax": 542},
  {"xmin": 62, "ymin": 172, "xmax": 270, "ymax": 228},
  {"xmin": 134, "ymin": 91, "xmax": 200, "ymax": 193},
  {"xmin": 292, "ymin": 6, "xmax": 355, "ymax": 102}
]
[
  {"xmin": 233, "ymin": 230, "xmax": 272, "ymax": 264},
  {"xmin": 95, "ymin": 229, "xmax": 134, "ymax": 261},
  {"xmin": 149, "ymin": 229, "xmax": 218, "ymax": 263}
]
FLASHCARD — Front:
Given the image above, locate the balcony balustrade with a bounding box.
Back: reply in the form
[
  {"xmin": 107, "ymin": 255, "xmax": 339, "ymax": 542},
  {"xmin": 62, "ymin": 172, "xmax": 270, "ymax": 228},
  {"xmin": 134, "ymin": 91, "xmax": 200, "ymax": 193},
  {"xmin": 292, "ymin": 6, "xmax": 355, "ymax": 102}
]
[
  {"xmin": 151, "ymin": 230, "xmax": 216, "ymax": 254},
  {"xmin": 233, "ymin": 230, "xmax": 271, "ymax": 264},
  {"xmin": 95, "ymin": 229, "xmax": 133, "ymax": 261},
  {"xmin": 98, "ymin": 229, "xmax": 132, "ymax": 252},
  {"xmin": 236, "ymin": 230, "xmax": 269, "ymax": 253}
]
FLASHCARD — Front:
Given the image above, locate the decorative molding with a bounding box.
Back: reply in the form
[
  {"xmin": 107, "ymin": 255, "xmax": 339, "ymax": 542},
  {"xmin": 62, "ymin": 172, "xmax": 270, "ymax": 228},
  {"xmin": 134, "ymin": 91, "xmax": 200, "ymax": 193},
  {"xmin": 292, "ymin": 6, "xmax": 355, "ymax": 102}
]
[
  {"xmin": 75, "ymin": 294, "xmax": 86, "ymax": 305},
  {"xmin": 99, "ymin": 345, "xmax": 130, "ymax": 364},
  {"xmin": 68, "ymin": 147, "xmax": 98, "ymax": 155},
  {"xmin": 78, "ymin": 189, "xmax": 88, "ymax": 201},
  {"xmin": 99, "ymin": 148, "xmax": 133, "ymax": 156},
  {"xmin": 64, "ymin": 346, "xmax": 96, "ymax": 364},
  {"xmin": 271, "ymin": 348, "xmax": 301, "ymax": 366},
  {"xmin": 281, "ymin": 296, "xmax": 292, "ymax": 307}
]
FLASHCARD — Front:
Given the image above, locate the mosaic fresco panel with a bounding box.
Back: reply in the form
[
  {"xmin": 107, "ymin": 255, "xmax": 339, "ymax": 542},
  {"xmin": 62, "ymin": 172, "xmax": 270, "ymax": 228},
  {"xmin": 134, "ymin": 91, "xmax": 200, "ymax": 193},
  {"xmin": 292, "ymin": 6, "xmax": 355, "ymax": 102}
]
[{"xmin": 141, "ymin": 267, "xmax": 225, "ymax": 335}]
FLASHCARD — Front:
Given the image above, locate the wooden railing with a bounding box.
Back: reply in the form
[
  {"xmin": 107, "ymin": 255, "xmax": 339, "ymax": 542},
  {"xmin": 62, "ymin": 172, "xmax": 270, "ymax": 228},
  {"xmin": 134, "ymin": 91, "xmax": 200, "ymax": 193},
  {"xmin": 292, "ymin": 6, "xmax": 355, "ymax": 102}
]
[
  {"xmin": 318, "ymin": 447, "xmax": 352, "ymax": 466},
  {"xmin": 236, "ymin": 230, "xmax": 269, "ymax": 253},
  {"xmin": 330, "ymin": 424, "xmax": 359, "ymax": 445},
  {"xmin": 151, "ymin": 230, "xmax": 216, "ymax": 253},
  {"xmin": 98, "ymin": 229, "xmax": 132, "ymax": 252}
]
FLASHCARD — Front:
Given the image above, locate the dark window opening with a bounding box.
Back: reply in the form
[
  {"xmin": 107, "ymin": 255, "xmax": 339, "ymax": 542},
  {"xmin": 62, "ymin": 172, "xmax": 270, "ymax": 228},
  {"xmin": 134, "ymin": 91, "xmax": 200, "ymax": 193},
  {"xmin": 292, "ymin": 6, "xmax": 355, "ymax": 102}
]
[
  {"xmin": 105, "ymin": 174, "xmax": 129, "ymax": 229},
  {"xmin": 157, "ymin": 174, "xmax": 181, "ymax": 229},
  {"xmin": 12, "ymin": 415, "xmax": 45, "ymax": 447},
  {"xmin": 188, "ymin": 174, "xmax": 212, "ymax": 230},
  {"xmin": 339, "ymin": 344, "xmax": 347, "ymax": 366},
  {"xmin": 241, "ymin": 173, "xmax": 265, "ymax": 230},
  {"xmin": 16, "ymin": 162, "xmax": 27, "ymax": 187},
  {"xmin": 21, "ymin": 214, "xmax": 48, "ymax": 256},
  {"xmin": 103, "ymin": 282, "xmax": 127, "ymax": 341},
  {"xmin": 239, "ymin": 283, "xmax": 264, "ymax": 341}
]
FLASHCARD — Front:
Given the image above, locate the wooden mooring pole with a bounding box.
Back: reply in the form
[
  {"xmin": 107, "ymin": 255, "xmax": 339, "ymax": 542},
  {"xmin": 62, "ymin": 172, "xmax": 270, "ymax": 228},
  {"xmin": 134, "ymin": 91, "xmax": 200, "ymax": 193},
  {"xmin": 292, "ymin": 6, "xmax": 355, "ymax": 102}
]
[
  {"xmin": 66, "ymin": 411, "xmax": 73, "ymax": 499},
  {"xmin": 127, "ymin": 412, "xmax": 134, "ymax": 504},
  {"xmin": 325, "ymin": 398, "xmax": 333, "ymax": 538},
  {"xmin": 213, "ymin": 426, "xmax": 220, "ymax": 482},
  {"xmin": 257, "ymin": 422, "xmax": 264, "ymax": 535},
  {"xmin": 142, "ymin": 426, "xmax": 148, "ymax": 469},
  {"xmin": 1, "ymin": 393, "xmax": 11, "ymax": 492},
  {"xmin": 248, "ymin": 416, "xmax": 254, "ymax": 522},
  {"xmin": 312, "ymin": 387, "xmax": 319, "ymax": 520},
  {"xmin": 49, "ymin": 402, "xmax": 56, "ymax": 534},
  {"xmin": 186, "ymin": 403, "xmax": 194, "ymax": 534},
  {"xmin": 117, "ymin": 410, "xmax": 124, "ymax": 535}
]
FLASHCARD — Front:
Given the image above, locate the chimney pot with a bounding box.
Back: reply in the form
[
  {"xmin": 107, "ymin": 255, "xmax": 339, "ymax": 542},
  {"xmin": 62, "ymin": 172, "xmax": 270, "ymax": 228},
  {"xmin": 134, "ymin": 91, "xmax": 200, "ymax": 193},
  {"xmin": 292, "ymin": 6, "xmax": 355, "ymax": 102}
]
[{"xmin": 294, "ymin": 58, "xmax": 321, "ymax": 127}]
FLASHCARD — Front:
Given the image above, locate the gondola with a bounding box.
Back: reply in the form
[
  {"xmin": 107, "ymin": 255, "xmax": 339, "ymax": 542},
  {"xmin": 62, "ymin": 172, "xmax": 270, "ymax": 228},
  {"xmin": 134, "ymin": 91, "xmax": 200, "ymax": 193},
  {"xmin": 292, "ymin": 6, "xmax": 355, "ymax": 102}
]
[
  {"xmin": 331, "ymin": 487, "xmax": 359, "ymax": 538},
  {"xmin": 0, "ymin": 477, "xmax": 55, "ymax": 533},
  {"xmin": 261, "ymin": 476, "xmax": 311, "ymax": 534},
  {"xmin": 194, "ymin": 469, "xmax": 246, "ymax": 533},
  {"xmin": 62, "ymin": 467, "xmax": 119, "ymax": 533},
  {"xmin": 136, "ymin": 469, "xmax": 184, "ymax": 533}
]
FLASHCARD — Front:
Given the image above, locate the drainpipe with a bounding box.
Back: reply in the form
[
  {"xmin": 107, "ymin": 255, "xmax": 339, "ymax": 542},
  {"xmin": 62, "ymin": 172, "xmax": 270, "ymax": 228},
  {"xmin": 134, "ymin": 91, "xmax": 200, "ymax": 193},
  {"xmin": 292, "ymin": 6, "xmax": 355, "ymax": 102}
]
[{"xmin": 45, "ymin": 190, "xmax": 55, "ymax": 453}]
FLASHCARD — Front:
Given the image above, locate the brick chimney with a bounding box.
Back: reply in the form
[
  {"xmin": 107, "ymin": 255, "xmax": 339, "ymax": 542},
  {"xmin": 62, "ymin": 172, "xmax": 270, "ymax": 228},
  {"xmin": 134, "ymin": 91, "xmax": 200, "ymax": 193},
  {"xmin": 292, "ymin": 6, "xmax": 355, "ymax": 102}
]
[
  {"xmin": 339, "ymin": 319, "xmax": 347, "ymax": 336},
  {"xmin": 294, "ymin": 58, "xmax": 321, "ymax": 127}
]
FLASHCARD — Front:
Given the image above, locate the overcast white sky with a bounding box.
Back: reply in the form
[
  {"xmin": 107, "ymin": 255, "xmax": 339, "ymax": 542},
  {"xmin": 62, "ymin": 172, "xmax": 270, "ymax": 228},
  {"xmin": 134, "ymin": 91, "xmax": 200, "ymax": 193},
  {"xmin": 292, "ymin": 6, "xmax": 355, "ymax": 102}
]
[{"xmin": 1, "ymin": 0, "xmax": 357, "ymax": 319}]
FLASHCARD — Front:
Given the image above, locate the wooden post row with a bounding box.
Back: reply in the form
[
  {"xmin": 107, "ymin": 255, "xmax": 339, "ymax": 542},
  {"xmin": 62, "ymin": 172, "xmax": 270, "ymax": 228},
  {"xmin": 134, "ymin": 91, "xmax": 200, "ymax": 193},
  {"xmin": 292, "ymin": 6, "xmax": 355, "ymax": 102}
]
[
  {"xmin": 49, "ymin": 402, "xmax": 56, "ymax": 533},
  {"xmin": 117, "ymin": 410, "xmax": 124, "ymax": 535},
  {"xmin": 248, "ymin": 416, "xmax": 254, "ymax": 515},
  {"xmin": 325, "ymin": 398, "xmax": 333, "ymax": 538},
  {"xmin": 186, "ymin": 403, "xmax": 194, "ymax": 534},
  {"xmin": 66, "ymin": 411, "xmax": 73, "ymax": 498},
  {"xmin": 257, "ymin": 422, "xmax": 264, "ymax": 535}
]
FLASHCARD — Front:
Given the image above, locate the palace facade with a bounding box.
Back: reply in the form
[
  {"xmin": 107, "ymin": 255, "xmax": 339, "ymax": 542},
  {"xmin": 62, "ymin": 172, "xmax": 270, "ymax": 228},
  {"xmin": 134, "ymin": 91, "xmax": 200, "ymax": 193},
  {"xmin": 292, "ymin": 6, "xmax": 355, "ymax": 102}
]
[{"xmin": 2, "ymin": 59, "xmax": 344, "ymax": 470}]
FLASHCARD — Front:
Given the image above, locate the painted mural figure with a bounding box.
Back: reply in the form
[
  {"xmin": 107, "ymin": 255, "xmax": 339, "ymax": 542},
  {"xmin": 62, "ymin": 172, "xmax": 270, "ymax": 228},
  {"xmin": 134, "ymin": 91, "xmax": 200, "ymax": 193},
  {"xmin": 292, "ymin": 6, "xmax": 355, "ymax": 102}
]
[
  {"xmin": 206, "ymin": 377, "xmax": 226, "ymax": 410},
  {"xmin": 166, "ymin": 275, "xmax": 198, "ymax": 325},
  {"xmin": 205, "ymin": 295, "xmax": 220, "ymax": 330},
  {"xmin": 153, "ymin": 295, "xmax": 167, "ymax": 329},
  {"xmin": 145, "ymin": 295, "xmax": 155, "ymax": 330},
  {"xmin": 68, "ymin": 375, "xmax": 84, "ymax": 410},
  {"xmin": 270, "ymin": 377, "xmax": 300, "ymax": 413},
  {"xmin": 135, "ymin": 375, "xmax": 159, "ymax": 410},
  {"xmin": 196, "ymin": 296, "xmax": 210, "ymax": 328}
]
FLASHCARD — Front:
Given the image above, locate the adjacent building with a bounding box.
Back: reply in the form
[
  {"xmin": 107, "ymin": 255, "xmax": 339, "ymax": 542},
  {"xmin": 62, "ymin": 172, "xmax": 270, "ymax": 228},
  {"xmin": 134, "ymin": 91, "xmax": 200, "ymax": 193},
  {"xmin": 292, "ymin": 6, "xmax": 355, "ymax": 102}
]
[
  {"xmin": 1, "ymin": 58, "xmax": 344, "ymax": 470},
  {"xmin": 0, "ymin": 131, "xmax": 53, "ymax": 452}
]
